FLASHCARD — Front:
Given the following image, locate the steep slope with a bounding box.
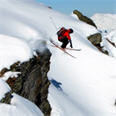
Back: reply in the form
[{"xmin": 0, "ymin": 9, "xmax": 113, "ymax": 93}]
[{"xmin": 0, "ymin": 0, "xmax": 116, "ymax": 116}]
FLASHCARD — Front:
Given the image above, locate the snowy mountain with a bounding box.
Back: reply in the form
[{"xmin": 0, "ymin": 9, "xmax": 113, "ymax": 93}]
[
  {"xmin": 1, "ymin": 0, "xmax": 116, "ymax": 116},
  {"xmin": 91, "ymin": 13, "xmax": 116, "ymax": 32},
  {"xmin": 91, "ymin": 13, "xmax": 116, "ymax": 58}
]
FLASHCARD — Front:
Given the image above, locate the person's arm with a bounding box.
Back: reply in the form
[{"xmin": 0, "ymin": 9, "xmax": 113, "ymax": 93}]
[
  {"xmin": 65, "ymin": 32, "xmax": 73, "ymax": 48},
  {"xmin": 69, "ymin": 39, "xmax": 73, "ymax": 48}
]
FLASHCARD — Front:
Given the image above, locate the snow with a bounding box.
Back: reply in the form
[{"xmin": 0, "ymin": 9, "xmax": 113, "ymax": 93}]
[
  {"xmin": 49, "ymin": 85, "xmax": 84, "ymax": 116},
  {"xmin": 0, "ymin": 35, "xmax": 32, "ymax": 70},
  {"xmin": 91, "ymin": 13, "xmax": 116, "ymax": 57},
  {"xmin": 2, "ymin": 71, "xmax": 21, "ymax": 81},
  {"xmin": 0, "ymin": 71, "xmax": 44, "ymax": 116},
  {"xmin": 0, "ymin": 79, "xmax": 11, "ymax": 100},
  {"xmin": 91, "ymin": 13, "xmax": 116, "ymax": 32},
  {"xmin": 0, "ymin": 0, "xmax": 116, "ymax": 116},
  {"xmin": 48, "ymin": 44, "xmax": 116, "ymax": 116},
  {"xmin": 0, "ymin": 93, "xmax": 43, "ymax": 116}
]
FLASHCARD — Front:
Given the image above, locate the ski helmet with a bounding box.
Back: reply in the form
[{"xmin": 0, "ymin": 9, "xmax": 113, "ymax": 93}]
[{"xmin": 69, "ymin": 28, "xmax": 73, "ymax": 33}]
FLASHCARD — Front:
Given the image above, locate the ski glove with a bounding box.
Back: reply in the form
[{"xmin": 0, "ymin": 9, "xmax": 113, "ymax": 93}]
[{"xmin": 69, "ymin": 40, "xmax": 73, "ymax": 48}]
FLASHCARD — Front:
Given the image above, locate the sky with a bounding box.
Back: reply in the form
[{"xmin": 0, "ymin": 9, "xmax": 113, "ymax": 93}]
[{"xmin": 36, "ymin": 0, "xmax": 116, "ymax": 17}]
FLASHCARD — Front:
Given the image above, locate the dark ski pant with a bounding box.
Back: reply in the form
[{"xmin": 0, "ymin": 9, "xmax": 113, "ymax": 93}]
[{"xmin": 58, "ymin": 37, "xmax": 69, "ymax": 48}]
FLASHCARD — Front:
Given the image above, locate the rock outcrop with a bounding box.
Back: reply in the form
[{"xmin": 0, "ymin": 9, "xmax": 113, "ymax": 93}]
[
  {"xmin": 0, "ymin": 49, "xmax": 52, "ymax": 116},
  {"xmin": 73, "ymin": 10, "xmax": 97, "ymax": 28},
  {"xmin": 73, "ymin": 10, "xmax": 109, "ymax": 54},
  {"xmin": 87, "ymin": 33, "xmax": 109, "ymax": 55},
  {"xmin": 87, "ymin": 33, "xmax": 102, "ymax": 46}
]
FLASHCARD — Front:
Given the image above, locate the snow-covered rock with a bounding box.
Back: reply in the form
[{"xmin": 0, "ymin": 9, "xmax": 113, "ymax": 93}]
[{"xmin": 0, "ymin": 0, "xmax": 116, "ymax": 116}]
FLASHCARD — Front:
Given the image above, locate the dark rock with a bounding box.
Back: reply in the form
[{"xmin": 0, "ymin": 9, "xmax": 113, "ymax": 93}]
[
  {"xmin": 106, "ymin": 38, "xmax": 116, "ymax": 47},
  {"xmin": 0, "ymin": 92, "xmax": 12, "ymax": 104},
  {"xmin": 1, "ymin": 48, "xmax": 52, "ymax": 116},
  {"xmin": 73, "ymin": 10, "xmax": 97, "ymax": 28},
  {"xmin": 88, "ymin": 33, "xmax": 109, "ymax": 55},
  {"xmin": 7, "ymin": 77, "xmax": 17, "ymax": 89},
  {"xmin": 48, "ymin": 6, "xmax": 52, "ymax": 9},
  {"xmin": 0, "ymin": 68, "xmax": 9, "ymax": 77},
  {"xmin": 88, "ymin": 33, "xmax": 102, "ymax": 45},
  {"xmin": 95, "ymin": 44, "xmax": 109, "ymax": 55},
  {"xmin": 10, "ymin": 61, "xmax": 20, "ymax": 71}
]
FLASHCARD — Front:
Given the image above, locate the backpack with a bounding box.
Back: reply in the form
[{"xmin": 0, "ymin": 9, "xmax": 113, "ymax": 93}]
[{"xmin": 57, "ymin": 27, "xmax": 66, "ymax": 37}]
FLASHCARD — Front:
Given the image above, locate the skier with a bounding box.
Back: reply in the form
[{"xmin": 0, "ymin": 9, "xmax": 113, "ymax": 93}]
[{"xmin": 57, "ymin": 27, "xmax": 73, "ymax": 49}]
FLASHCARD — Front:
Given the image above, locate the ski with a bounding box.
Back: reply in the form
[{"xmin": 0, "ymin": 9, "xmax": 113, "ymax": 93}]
[
  {"xmin": 51, "ymin": 45, "xmax": 81, "ymax": 51},
  {"xmin": 50, "ymin": 40, "xmax": 76, "ymax": 58},
  {"xmin": 65, "ymin": 48, "xmax": 81, "ymax": 51}
]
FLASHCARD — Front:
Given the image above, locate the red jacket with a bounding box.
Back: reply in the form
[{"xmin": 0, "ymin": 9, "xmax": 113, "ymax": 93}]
[{"xmin": 58, "ymin": 29, "xmax": 71, "ymax": 40}]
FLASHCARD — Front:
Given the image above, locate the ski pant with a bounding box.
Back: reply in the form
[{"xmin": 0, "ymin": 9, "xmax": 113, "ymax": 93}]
[{"xmin": 58, "ymin": 37, "xmax": 69, "ymax": 48}]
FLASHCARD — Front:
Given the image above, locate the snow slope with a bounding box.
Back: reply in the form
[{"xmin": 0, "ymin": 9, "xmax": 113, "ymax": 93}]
[
  {"xmin": 0, "ymin": 93, "xmax": 43, "ymax": 116},
  {"xmin": 0, "ymin": 0, "xmax": 116, "ymax": 116},
  {"xmin": 91, "ymin": 13, "xmax": 116, "ymax": 32},
  {"xmin": 91, "ymin": 13, "xmax": 116, "ymax": 58},
  {"xmin": 0, "ymin": 35, "xmax": 32, "ymax": 70}
]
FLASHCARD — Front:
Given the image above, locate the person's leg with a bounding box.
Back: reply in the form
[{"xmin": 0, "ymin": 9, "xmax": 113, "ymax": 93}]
[{"xmin": 61, "ymin": 37, "xmax": 69, "ymax": 48}]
